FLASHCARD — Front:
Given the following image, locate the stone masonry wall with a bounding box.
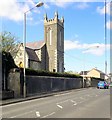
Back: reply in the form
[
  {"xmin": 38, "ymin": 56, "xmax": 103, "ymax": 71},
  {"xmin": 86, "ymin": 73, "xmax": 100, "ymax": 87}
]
[
  {"xmin": 26, "ymin": 76, "xmax": 83, "ymax": 97},
  {"xmin": 7, "ymin": 71, "xmax": 103, "ymax": 99}
]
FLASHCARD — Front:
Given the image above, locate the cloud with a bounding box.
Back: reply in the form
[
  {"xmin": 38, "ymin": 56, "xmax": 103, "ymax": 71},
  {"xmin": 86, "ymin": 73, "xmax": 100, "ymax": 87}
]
[
  {"xmin": 97, "ymin": 2, "xmax": 110, "ymax": 15},
  {"xmin": 106, "ymin": 21, "xmax": 112, "ymax": 29},
  {"xmin": 49, "ymin": 0, "xmax": 72, "ymax": 8},
  {"xmin": 64, "ymin": 40, "xmax": 110, "ymax": 56},
  {"xmin": 0, "ymin": 0, "xmax": 41, "ymax": 22},
  {"xmin": 76, "ymin": 2, "xmax": 89, "ymax": 9},
  {"xmin": 44, "ymin": 0, "xmax": 103, "ymax": 2},
  {"xmin": 44, "ymin": 3, "xmax": 50, "ymax": 9},
  {"xmin": 46, "ymin": 0, "xmax": 92, "ymax": 8},
  {"xmin": 0, "ymin": 0, "xmax": 28, "ymax": 21},
  {"xmin": 64, "ymin": 40, "xmax": 82, "ymax": 50}
]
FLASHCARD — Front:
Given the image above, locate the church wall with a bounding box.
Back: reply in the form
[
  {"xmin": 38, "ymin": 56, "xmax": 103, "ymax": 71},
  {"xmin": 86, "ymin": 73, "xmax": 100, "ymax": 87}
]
[
  {"xmin": 35, "ymin": 49, "xmax": 41, "ymax": 61},
  {"xmin": 41, "ymin": 45, "xmax": 46, "ymax": 70},
  {"xmin": 29, "ymin": 61, "xmax": 41, "ymax": 70},
  {"xmin": 14, "ymin": 45, "xmax": 29, "ymax": 68}
]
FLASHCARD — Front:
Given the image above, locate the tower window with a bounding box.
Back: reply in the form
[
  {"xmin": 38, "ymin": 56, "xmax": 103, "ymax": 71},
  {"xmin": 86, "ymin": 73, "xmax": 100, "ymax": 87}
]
[
  {"xmin": 20, "ymin": 52, "xmax": 22, "ymax": 56},
  {"xmin": 60, "ymin": 30, "xmax": 61, "ymax": 46},
  {"xmin": 59, "ymin": 60, "xmax": 62, "ymax": 72},
  {"xmin": 53, "ymin": 69, "xmax": 56, "ymax": 72},
  {"xmin": 50, "ymin": 29, "xmax": 52, "ymax": 45}
]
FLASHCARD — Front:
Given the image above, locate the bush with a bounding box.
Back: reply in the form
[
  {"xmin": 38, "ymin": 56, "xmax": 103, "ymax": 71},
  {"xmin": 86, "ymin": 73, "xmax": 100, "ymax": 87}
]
[
  {"xmin": 25, "ymin": 68, "xmax": 82, "ymax": 78},
  {"xmin": 91, "ymin": 77, "xmax": 104, "ymax": 81}
]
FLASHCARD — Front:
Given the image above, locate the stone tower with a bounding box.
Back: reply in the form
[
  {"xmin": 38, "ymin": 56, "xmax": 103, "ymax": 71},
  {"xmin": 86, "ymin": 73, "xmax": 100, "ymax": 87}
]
[{"xmin": 44, "ymin": 12, "xmax": 64, "ymax": 72}]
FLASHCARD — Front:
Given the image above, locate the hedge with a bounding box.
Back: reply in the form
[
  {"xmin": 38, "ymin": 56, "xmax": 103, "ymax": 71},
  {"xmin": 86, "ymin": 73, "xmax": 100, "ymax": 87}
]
[
  {"xmin": 25, "ymin": 68, "xmax": 82, "ymax": 78},
  {"xmin": 91, "ymin": 77, "xmax": 104, "ymax": 81}
]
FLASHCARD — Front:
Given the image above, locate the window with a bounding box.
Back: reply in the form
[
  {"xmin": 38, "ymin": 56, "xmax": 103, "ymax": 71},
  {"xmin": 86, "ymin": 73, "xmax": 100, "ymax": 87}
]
[
  {"xmin": 59, "ymin": 60, "xmax": 62, "ymax": 72},
  {"xmin": 20, "ymin": 52, "xmax": 22, "ymax": 56},
  {"xmin": 50, "ymin": 29, "xmax": 52, "ymax": 45},
  {"xmin": 53, "ymin": 69, "xmax": 56, "ymax": 72},
  {"xmin": 60, "ymin": 30, "xmax": 61, "ymax": 46}
]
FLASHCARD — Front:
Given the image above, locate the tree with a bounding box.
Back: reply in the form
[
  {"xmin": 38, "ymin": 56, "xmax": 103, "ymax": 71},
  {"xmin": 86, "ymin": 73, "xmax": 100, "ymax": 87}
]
[
  {"xmin": 1, "ymin": 31, "xmax": 19, "ymax": 90},
  {"xmin": 1, "ymin": 31, "xmax": 20, "ymax": 58},
  {"xmin": 66, "ymin": 70, "xmax": 79, "ymax": 74},
  {"xmin": 2, "ymin": 51, "xmax": 18, "ymax": 90}
]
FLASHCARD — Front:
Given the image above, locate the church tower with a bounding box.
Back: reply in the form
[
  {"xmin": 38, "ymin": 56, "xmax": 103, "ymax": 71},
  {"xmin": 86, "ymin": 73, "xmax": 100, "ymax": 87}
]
[{"xmin": 44, "ymin": 12, "xmax": 64, "ymax": 72}]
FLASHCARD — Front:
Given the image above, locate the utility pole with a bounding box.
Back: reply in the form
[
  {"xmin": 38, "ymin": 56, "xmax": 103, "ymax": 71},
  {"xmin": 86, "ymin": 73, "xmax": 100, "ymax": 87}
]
[{"xmin": 104, "ymin": 0, "xmax": 107, "ymax": 75}]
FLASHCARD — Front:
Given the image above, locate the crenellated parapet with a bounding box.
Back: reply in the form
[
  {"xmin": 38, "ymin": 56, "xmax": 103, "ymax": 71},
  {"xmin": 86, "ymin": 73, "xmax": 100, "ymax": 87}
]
[{"xmin": 44, "ymin": 11, "xmax": 64, "ymax": 27}]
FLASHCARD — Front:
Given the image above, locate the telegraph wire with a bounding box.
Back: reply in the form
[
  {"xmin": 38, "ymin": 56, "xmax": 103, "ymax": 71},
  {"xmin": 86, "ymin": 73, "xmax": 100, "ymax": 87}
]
[{"xmin": 57, "ymin": 49, "xmax": 104, "ymax": 65}]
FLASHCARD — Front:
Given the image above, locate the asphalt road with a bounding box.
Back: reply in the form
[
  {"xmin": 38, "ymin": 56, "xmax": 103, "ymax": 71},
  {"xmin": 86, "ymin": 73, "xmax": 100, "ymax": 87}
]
[{"xmin": 1, "ymin": 87, "xmax": 110, "ymax": 118}]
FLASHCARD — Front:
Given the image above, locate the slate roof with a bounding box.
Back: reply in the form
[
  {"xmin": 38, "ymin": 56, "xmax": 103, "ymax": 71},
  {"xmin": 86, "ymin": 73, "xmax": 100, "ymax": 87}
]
[
  {"xmin": 25, "ymin": 47, "xmax": 40, "ymax": 62},
  {"xmin": 26, "ymin": 40, "xmax": 45, "ymax": 50}
]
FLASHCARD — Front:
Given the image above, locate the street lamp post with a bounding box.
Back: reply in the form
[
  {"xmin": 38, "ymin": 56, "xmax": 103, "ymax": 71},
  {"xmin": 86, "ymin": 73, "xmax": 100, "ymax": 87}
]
[
  {"xmin": 104, "ymin": 0, "xmax": 107, "ymax": 76},
  {"xmin": 23, "ymin": 2, "xmax": 44, "ymax": 98}
]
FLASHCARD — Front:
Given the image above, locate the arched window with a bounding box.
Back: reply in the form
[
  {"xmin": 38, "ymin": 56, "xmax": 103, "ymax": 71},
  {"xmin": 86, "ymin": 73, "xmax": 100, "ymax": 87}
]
[
  {"xmin": 47, "ymin": 27, "xmax": 52, "ymax": 46},
  {"xmin": 59, "ymin": 30, "xmax": 61, "ymax": 46},
  {"xmin": 50, "ymin": 29, "xmax": 52, "ymax": 45}
]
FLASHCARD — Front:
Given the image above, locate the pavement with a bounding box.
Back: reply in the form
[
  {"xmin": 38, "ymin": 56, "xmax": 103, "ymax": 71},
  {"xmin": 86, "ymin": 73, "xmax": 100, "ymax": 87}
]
[{"xmin": 0, "ymin": 88, "xmax": 88, "ymax": 106}]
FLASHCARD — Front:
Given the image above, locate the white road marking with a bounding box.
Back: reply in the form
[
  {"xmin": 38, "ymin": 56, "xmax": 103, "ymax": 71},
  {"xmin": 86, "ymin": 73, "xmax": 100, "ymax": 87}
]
[
  {"xmin": 57, "ymin": 104, "xmax": 63, "ymax": 109},
  {"xmin": 36, "ymin": 111, "xmax": 40, "ymax": 117},
  {"xmin": 71, "ymin": 100, "xmax": 77, "ymax": 105},
  {"xmin": 41, "ymin": 112, "xmax": 55, "ymax": 118},
  {"xmin": 74, "ymin": 103, "xmax": 77, "ymax": 105}
]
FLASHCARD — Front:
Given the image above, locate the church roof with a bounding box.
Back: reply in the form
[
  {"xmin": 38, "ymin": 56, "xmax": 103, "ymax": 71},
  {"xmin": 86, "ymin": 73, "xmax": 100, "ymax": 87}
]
[
  {"xmin": 25, "ymin": 47, "xmax": 40, "ymax": 62},
  {"xmin": 26, "ymin": 40, "xmax": 45, "ymax": 50}
]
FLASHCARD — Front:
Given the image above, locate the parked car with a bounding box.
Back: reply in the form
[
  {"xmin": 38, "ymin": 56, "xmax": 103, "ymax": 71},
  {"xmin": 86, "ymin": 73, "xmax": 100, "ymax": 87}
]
[
  {"xmin": 109, "ymin": 82, "xmax": 112, "ymax": 88},
  {"xmin": 97, "ymin": 81, "xmax": 109, "ymax": 89}
]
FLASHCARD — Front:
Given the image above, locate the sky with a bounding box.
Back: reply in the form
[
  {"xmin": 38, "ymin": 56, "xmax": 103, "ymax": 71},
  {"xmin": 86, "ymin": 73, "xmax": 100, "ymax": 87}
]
[{"xmin": 0, "ymin": 0, "xmax": 111, "ymax": 74}]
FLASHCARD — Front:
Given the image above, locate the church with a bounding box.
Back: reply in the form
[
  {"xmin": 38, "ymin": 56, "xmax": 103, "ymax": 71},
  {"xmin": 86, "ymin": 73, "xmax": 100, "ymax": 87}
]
[{"xmin": 14, "ymin": 12, "xmax": 64, "ymax": 73}]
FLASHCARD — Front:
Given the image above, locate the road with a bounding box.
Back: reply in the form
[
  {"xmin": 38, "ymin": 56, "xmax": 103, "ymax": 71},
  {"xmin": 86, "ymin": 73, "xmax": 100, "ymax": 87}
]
[{"xmin": 2, "ymin": 87, "xmax": 110, "ymax": 118}]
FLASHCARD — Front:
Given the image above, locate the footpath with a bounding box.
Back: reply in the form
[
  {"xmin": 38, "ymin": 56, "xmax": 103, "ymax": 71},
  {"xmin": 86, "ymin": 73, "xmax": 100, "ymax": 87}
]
[{"xmin": 0, "ymin": 88, "xmax": 89, "ymax": 106}]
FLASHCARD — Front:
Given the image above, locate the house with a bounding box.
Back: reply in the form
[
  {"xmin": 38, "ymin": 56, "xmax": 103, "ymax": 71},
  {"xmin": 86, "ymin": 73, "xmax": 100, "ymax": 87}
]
[
  {"xmin": 79, "ymin": 68, "xmax": 108, "ymax": 80},
  {"xmin": 87, "ymin": 68, "xmax": 105, "ymax": 79},
  {"xmin": 14, "ymin": 12, "xmax": 64, "ymax": 73},
  {"xmin": 79, "ymin": 71, "xmax": 88, "ymax": 79}
]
